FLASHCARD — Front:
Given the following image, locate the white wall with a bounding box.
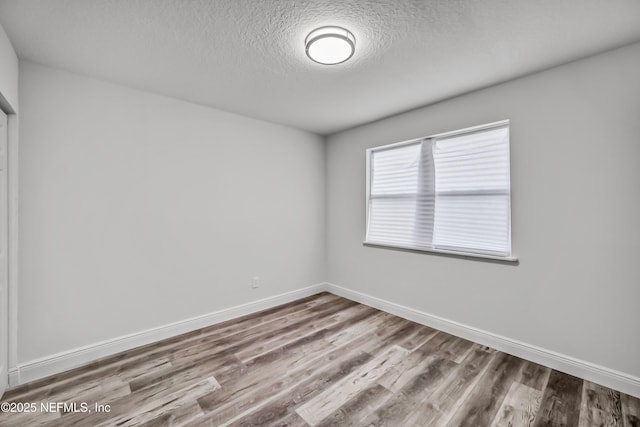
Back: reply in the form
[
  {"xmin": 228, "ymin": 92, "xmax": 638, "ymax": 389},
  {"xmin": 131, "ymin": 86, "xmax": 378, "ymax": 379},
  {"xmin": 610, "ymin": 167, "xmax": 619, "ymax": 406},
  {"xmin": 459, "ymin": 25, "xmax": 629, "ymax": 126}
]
[
  {"xmin": 0, "ymin": 23, "xmax": 18, "ymax": 112},
  {"xmin": 326, "ymin": 43, "xmax": 640, "ymax": 378},
  {"xmin": 18, "ymin": 61, "xmax": 325, "ymax": 363}
]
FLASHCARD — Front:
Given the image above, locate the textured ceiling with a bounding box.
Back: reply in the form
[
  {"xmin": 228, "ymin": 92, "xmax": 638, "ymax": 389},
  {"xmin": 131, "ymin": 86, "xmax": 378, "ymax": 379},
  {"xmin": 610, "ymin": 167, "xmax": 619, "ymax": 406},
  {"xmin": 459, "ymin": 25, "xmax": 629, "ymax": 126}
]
[{"xmin": 1, "ymin": 0, "xmax": 639, "ymax": 135}]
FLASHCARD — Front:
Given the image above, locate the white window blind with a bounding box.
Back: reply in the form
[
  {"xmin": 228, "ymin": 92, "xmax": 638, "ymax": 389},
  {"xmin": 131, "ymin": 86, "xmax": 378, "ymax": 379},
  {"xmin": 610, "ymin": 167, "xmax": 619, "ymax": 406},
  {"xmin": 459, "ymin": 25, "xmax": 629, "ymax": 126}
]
[
  {"xmin": 366, "ymin": 121, "xmax": 512, "ymax": 259},
  {"xmin": 367, "ymin": 142, "xmax": 421, "ymax": 247}
]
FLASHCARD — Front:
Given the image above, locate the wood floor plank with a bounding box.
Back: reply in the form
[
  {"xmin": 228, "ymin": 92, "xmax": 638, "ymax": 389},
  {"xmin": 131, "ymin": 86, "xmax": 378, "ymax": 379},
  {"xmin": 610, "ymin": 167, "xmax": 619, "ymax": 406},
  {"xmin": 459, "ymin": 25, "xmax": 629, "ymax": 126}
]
[
  {"xmin": 376, "ymin": 333, "xmax": 466, "ymax": 393},
  {"xmin": 446, "ymin": 336, "xmax": 478, "ymax": 364},
  {"xmin": 197, "ymin": 307, "xmax": 398, "ymax": 413},
  {"xmin": 196, "ymin": 330, "xmax": 336, "ymax": 413},
  {"xmin": 137, "ymin": 401, "xmax": 204, "ymax": 427},
  {"xmin": 621, "ymin": 392, "xmax": 640, "ymax": 427},
  {"xmin": 393, "ymin": 322, "xmax": 438, "ymax": 352},
  {"xmin": 578, "ymin": 381, "xmax": 623, "ymax": 427},
  {"xmin": 3, "ymin": 356, "xmax": 170, "ymax": 404},
  {"xmin": 444, "ymin": 352, "xmax": 525, "ymax": 426},
  {"xmin": 196, "ymin": 313, "xmax": 408, "ymax": 425},
  {"xmin": 414, "ymin": 330, "xmax": 476, "ymax": 362},
  {"xmin": 296, "ymin": 345, "xmax": 408, "ymax": 425},
  {"xmin": 96, "ymin": 377, "xmax": 219, "ymax": 427},
  {"xmin": 579, "ymin": 408, "xmax": 624, "ymax": 427},
  {"xmin": 260, "ymin": 411, "xmax": 310, "ymax": 427},
  {"xmin": 234, "ymin": 303, "xmax": 371, "ymax": 363},
  {"xmin": 314, "ymin": 383, "xmax": 393, "ymax": 427},
  {"xmin": 490, "ymin": 382, "xmax": 543, "ymax": 427},
  {"xmin": 326, "ymin": 310, "xmax": 386, "ymax": 347},
  {"xmin": 125, "ymin": 293, "xmax": 340, "ymax": 364},
  {"xmin": 194, "ymin": 312, "xmax": 412, "ymax": 426},
  {"xmin": 1, "ymin": 293, "xmax": 637, "ymax": 427},
  {"xmin": 217, "ymin": 350, "xmax": 375, "ymax": 426},
  {"xmin": 533, "ymin": 370, "xmax": 584, "ymax": 427},
  {"xmin": 192, "ymin": 350, "xmax": 374, "ymax": 426},
  {"xmin": 179, "ymin": 297, "xmax": 357, "ymax": 364},
  {"xmin": 0, "ymin": 403, "xmax": 63, "ymax": 426},
  {"xmin": 517, "ymin": 360, "xmax": 552, "ymax": 391},
  {"xmin": 128, "ymin": 353, "xmax": 239, "ymax": 395},
  {"xmin": 151, "ymin": 298, "xmax": 364, "ymax": 398},
  {"xmin": 45, "ymin": 376, "xmax": 220, "ymax": 427},
  {"xmin": 400, "ymin": 345, "xmax": 496, "ymax": 426},
  {"xmin": 198, "ymin": 330, "xmax": 347, "ymax": 414},
  {"xmin": 2, "ymin": 382, "xmax": 128, "ymax": 427},
  {"xmin": 358, "ymin": 354, "xmax": 464, "ymax": 426}
]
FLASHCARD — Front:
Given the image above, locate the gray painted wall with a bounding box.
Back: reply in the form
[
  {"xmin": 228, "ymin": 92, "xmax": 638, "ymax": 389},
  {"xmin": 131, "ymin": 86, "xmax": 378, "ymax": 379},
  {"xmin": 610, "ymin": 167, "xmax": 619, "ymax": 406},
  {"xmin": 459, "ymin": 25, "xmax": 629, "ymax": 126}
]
[
  {"xmin": 18, "ymin": 61, "xmax": 325, "ymax": 363},
  {"xmin": 326, "ymin": 43, "xmax": 640, "ymax": 378}
]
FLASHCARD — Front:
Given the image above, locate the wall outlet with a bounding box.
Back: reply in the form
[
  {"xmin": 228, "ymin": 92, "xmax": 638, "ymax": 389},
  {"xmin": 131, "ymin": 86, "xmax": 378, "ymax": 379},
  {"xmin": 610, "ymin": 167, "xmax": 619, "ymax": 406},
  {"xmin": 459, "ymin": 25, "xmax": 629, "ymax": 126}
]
[{"xmin": 252, "ymin": 276, "xmax": 260, "ymax": 288}]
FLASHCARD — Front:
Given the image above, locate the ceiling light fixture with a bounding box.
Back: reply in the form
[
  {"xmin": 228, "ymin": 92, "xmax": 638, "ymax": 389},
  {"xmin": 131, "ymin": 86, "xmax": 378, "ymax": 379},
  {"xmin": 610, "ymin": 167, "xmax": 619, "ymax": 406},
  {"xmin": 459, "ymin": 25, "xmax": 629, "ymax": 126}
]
[{"xmin": 305, "ymin": 26, "xmax": 356, "ymax": 65}]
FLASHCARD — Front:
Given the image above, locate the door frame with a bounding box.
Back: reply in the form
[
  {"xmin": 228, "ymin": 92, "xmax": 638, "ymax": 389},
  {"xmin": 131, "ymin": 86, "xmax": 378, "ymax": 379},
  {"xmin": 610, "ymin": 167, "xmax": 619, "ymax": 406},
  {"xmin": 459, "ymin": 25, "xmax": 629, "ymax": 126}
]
[
  {"xmin": 0, "ymin": 92, "xmax": 18, "ymax": 392},
  {"xmin": 7, "ymin": 112, "xmax": 18, "ymax": 389}
]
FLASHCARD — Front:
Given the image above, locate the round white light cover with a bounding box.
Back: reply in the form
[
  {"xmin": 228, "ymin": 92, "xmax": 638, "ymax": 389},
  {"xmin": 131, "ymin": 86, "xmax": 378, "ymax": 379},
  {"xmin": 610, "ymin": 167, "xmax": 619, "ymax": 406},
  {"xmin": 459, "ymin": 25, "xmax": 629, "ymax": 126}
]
[{"xmin": 305, "ymin": 27, "xmax": 355, "ymax": 65}]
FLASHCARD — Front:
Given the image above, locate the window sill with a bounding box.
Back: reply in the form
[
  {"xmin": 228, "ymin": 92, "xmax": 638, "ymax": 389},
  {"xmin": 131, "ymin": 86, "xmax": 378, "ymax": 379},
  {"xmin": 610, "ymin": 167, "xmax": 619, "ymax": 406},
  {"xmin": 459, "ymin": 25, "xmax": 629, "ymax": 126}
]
[{"xmin": 362, "ymin": 241, "xmax": 519, "ymax": 264}]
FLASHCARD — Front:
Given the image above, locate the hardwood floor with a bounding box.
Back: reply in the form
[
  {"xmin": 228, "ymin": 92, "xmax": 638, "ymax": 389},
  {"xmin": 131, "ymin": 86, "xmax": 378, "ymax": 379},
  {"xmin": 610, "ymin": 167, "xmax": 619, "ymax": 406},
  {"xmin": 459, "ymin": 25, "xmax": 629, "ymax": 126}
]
[{"xmin": 1, "ymin": 292, "xmax": 638, "ymax": 426}]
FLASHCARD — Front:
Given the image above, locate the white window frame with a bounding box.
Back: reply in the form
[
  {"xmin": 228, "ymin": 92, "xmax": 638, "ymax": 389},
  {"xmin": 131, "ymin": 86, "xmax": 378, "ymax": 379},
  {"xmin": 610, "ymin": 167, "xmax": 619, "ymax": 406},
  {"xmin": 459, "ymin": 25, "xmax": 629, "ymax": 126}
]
[{"xmin": 364, "ymin": 120, "xmax": 517, "ymax": 262}]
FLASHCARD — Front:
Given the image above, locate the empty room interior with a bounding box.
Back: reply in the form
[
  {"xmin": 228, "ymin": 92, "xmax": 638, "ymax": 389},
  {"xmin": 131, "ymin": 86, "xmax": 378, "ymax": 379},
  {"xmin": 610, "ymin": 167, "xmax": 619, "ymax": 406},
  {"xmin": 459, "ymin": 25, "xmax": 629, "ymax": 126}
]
[{"xmin": 0, "ymin": 1, "xmax": 639, "ymax": 426}]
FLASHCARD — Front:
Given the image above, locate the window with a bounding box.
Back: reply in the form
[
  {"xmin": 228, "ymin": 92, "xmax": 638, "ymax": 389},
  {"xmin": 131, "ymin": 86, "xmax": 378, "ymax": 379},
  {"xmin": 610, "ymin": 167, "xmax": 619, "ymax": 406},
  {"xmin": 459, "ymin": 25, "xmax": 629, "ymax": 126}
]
[{"xmin": 365, "ymin": 121, "xmax": 513, "ymax": 260}]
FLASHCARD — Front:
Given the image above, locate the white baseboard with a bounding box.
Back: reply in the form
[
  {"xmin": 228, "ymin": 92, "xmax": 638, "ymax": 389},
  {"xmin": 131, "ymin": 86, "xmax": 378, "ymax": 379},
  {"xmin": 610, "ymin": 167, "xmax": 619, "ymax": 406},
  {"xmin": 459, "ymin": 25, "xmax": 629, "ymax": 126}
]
[
  {"xmin": 8, "ymin": 368, "xmax": 19, "ymax": 388},
  {"xmin": 326, "ymin": 282, "xmax": 640, "ymax": 399},
  {"xmin": 8, "ymin": 283, "xmax": 328, "ymax": 388}
]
